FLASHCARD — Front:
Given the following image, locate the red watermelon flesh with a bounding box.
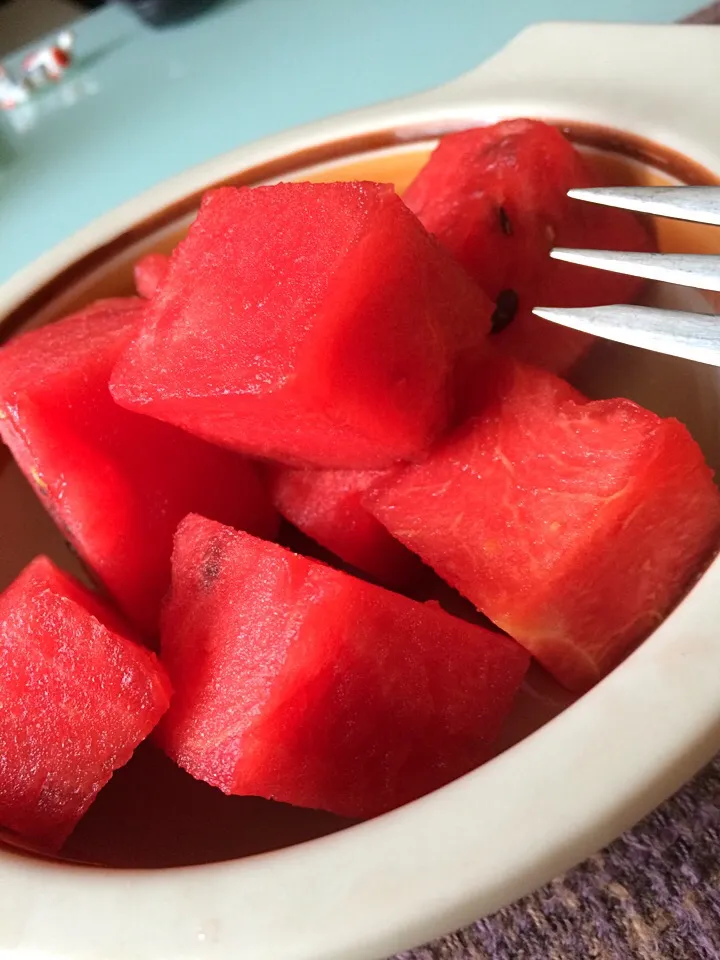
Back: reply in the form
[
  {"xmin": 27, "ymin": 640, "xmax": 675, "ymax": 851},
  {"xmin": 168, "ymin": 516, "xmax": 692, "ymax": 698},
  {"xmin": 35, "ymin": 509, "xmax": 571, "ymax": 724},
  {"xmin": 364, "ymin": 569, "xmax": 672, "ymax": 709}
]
[
  {"xmin": 269, "ymin": 465, "xmax": 424, "ymax": 589},
  {"xmin": 134, "ymin": 252, "xmax": 171, "ymax": 299},
  {"xmin": 110, "ymin": 182, "xmax": 493, "ymax": 469},
  {"xmin": 0, "ymin": 556, "xmax": 170, "ymax": 850},
  {"xmin": 0, "ymin": 298, "xmax": 279, "ymax": 638},
  {"xmin": 403, "ymin": 119, "xmax": 655, "ymax": 374},
  {"xmin": 366, "ymin": 357, "xmax": 720, "ymax": 692},
  {"xmin": 156, "ymin": 514, "xmax": 529, "ymax": 818}
]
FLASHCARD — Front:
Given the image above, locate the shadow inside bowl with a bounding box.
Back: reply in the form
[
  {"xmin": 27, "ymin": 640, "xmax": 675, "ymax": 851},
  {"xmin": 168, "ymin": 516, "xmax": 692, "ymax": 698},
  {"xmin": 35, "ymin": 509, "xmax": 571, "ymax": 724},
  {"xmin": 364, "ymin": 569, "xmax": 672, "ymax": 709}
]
[{"xmin": 1, "ymin": 119, "xmax": 719, "ymax": 868}]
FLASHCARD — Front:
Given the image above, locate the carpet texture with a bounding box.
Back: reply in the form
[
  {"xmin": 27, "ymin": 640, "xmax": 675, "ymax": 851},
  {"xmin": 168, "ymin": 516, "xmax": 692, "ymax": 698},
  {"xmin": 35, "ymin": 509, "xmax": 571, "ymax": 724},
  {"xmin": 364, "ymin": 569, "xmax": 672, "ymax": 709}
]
[{"xmin": 398, "ymin": 757, "xmax": 720, "ymax": 959}]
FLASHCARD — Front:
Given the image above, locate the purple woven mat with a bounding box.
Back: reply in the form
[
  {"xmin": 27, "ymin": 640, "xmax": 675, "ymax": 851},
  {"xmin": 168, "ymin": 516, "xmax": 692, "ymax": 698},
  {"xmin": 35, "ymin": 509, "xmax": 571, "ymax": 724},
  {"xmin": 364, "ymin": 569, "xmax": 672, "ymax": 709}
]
[
  {"xmin": 400, "ymin": 757, "xmax": 720, "ymax": 960},
  {"xmin": 396, "ymin": 5, "xmax": 720, "ymax": 958}
]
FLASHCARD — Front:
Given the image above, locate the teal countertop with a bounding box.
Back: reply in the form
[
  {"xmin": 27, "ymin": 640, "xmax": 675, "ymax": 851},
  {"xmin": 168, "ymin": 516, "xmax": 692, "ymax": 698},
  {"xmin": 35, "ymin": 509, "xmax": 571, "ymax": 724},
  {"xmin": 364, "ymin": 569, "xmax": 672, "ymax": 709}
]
[{"xmin": 0, "ymin": 0, "xmax": 699, "ymax": 284}]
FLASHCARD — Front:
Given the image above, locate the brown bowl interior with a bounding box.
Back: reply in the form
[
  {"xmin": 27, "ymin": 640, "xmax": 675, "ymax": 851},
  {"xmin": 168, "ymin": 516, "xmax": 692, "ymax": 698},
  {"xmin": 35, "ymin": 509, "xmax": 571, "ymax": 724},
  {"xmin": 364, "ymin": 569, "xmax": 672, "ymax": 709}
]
[{"xmin": 1, "ymin": 124, "xmax": 720, "ymax": 869}]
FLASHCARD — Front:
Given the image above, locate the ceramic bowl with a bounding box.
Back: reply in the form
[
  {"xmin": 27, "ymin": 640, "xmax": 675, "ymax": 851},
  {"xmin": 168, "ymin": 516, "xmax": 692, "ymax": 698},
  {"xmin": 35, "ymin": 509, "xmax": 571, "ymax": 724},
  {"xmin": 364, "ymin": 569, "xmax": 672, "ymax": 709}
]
[{"xmin": 2, "ymin": 21, "xmax": 720, "ymax": 960}]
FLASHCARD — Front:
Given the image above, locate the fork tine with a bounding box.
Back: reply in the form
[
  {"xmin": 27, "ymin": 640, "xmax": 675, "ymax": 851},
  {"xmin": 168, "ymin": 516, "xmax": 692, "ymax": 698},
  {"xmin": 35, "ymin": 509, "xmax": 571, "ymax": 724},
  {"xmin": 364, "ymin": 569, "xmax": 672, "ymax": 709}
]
[
  {"xmin": 550, "ymin": 249, "xmax": 720, "ymax": 293},
  {"xmin": 532, "ymin": 304, "xmax": 720, "ymax": 366},
  {"xmin": 567, "ymin": 186, "xmax": 720, "ymax": 225}
]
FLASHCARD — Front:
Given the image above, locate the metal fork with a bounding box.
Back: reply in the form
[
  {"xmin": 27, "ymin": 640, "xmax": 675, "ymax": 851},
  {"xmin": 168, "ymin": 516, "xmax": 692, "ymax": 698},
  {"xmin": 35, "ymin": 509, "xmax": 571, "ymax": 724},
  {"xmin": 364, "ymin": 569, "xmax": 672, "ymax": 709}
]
[{"xmin": 532, "ymin": 187, "xmax": 720, "ymax": 366}]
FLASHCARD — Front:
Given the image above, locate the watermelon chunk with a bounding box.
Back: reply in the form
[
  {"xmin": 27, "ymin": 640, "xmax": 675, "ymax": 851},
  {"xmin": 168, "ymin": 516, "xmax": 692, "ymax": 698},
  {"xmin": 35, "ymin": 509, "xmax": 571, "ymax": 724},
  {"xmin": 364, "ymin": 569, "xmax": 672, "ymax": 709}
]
[
  {"xmin": 134, "ymin": 252, "xmax": 170, "ymax": 299},
  {"xmin": 403, "ymin": 119, "xmax": 654, "ymax": 373},
  {"xmin": 0, "ymin": 298, "xmax": 279, "ymax": 637},
  {"xmin": 0, "ymin": 556, "xmax": 170, "ymax": 850},
  {"xmin": 367, "ymin": 357, "xmax": 720, "ymax": 691},
  {"xmin": 156, "ymin": 515, "xmax": 529, "ymax": 818},
  {"xmin": 110, "ymin": 182, "xmax": 492, "ymax": 469},
  {"xmin": 269, "ymin": 465, "xmax": 424, "ymax": 589}
]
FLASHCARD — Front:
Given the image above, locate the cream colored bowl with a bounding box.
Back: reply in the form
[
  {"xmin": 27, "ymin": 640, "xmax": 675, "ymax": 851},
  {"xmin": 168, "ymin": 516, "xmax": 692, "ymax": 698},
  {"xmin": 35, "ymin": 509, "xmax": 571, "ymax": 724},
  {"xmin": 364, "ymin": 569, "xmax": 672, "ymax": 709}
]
[{"xmin": 2, "ymin": 22, "xmax": 720, "ymax": 960}]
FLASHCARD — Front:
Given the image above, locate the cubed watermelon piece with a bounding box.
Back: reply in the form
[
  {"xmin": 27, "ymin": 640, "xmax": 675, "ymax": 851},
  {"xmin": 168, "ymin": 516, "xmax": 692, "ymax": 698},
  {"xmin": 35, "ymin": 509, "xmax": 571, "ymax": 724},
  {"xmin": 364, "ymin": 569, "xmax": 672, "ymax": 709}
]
[
  {"xmin": 0, "ymin": 556, "xmax": 171, "ymax": 850},
  {"xmin": 156, "ymin": 515, "xmax": 529, "ymax": 818},
  {"xmin": 269, "ymin": 465, "xmax": 424, "ymax": 589},
  {"xmin": 134, "ymin": 252, "xmax": 170, "ymax": 299},
  {"xmin": 403, "ymin": 119, "xmax": 654, "ymax": 373},
  {"xmin": 367, "ymin": 357, "xmax": 720, "ymax": 691},
  {"xmin": 0, "ymin": 298, "xmax": 279, "ymax": 637},
  {"xmin": 110, "ymin": 182, "xmax": 492, "ymax": 469}
]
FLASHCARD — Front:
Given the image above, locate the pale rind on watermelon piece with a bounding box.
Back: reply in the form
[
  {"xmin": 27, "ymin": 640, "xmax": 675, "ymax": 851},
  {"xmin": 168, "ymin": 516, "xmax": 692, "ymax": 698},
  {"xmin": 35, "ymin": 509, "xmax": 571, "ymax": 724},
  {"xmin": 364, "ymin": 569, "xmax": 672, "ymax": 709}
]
[
  {"xmin": 269, "ymin": 464, "xmax": 425, "ymax": 589},
  {"xmin": 156, "ymin": 514, "xmax": 529, "ymax": 819},
  {"xmin": 403, "ymin": 119, "xmax": 655, "ymax": 374},
  {"xmin": 134, "ymin": 252, "xmax": 171, "ymax": 299},
  {"xmin": 0, "ymin": 297, "xmax": 279, "ymax": 638},
  {"xmin": 0, "ymin": 556, "xmax": 171, "ymax": 851},
  {"xmin": 366, "ymin": 356, "xmax": 720, "ymax": 692},
  {"xmin": 110, "ymin": 182, "xmax": 493, "ymax": 469}
]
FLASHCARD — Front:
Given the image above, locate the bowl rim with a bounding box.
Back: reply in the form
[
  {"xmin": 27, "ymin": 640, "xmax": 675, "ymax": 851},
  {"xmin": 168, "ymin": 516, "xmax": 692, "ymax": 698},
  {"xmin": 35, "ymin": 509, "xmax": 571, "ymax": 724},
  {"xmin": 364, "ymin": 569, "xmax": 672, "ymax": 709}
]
[
  {"xmin": 3, "ymin": 21, "xmax": 720, "ymax": 960},
  {"xmin": 2, "ymin": 119, "xmax": 717, "ymax": 347}
]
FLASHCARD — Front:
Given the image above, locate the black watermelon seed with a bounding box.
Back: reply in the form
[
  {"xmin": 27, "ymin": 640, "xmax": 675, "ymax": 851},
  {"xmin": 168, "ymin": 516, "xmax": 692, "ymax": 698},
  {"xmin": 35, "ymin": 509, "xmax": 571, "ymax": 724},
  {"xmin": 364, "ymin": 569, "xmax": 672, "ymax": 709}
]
[
  {"xmin": 498, "ymin": 205, "xmax": 513, "ymax": 236},
  {"xmin": 490, "ymin": 289, "xmax": 519, "ymax": 334},
  {"xmin": 200, "ymin": 536, "xmax": 225, "ymax": 588}
]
